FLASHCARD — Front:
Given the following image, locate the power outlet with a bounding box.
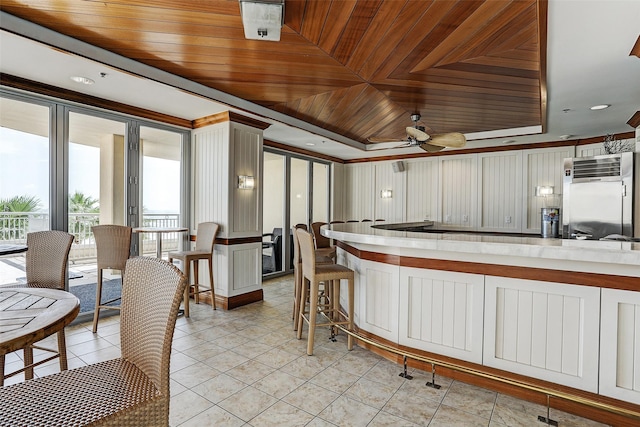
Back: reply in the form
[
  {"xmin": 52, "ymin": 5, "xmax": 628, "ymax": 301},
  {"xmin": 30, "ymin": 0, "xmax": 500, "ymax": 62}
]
[
  {"xmin": 445, "ymin": 214, "xmax": 452, "ymax": 222},
  {"xmin": 462, "ymin": 214, "xmax": 469, "ymax": 222},
  {"xmin": 505, "ymin": 216, "xmax": 512, "ymax": 224}
]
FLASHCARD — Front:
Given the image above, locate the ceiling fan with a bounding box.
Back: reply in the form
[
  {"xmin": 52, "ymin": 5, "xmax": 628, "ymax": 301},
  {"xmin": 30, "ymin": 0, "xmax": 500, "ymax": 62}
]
[{"xmin": 366, "ymin": 114, "xmax": 466, "ymax": 152}]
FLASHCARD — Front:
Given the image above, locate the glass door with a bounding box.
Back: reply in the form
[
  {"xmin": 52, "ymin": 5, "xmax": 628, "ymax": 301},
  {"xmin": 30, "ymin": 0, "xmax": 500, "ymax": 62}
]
[
  {"xmin": 262, "ymin": 152, "xmax": 285, "ymax": 275},
  {"xmin": 0, "ymin": 96, "xmax": 51, "ymax": 286},
  {"xmin": 67, "ymin": 111, "xmax": 128, "ymax": 311}
]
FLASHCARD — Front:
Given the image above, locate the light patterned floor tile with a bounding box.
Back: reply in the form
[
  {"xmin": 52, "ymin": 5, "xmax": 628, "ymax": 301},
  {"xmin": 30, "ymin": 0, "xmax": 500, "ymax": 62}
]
[
  {"xmin": 217, "ymin": 386, "xmax": 278, "ymax": 422},
  {"xmin": 282, "ymin": 381, "xmax": 340, "ymax": 416},
  {"xmin": 317, "ymin": 395, "xmax": 380, "ymax": 427},
  {"xmin": 191, "ymin": 373, "xmax": 247, "ymax": 403},
  {"xmin": 177, "ymin": 405, "xmax": 245, "ymax": 427},
  {"xmin": 249, "ymin": 400, "xmax": 314, "ymax": 427}
]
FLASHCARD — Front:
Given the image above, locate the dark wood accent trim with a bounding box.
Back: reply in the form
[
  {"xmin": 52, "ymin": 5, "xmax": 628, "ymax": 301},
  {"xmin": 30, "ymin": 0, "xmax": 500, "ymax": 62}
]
[
  {"xmin": 336, "ymin": 241, "xmax": 640, "ymax": 291},
  {"xmin": 264, "ymin": 139, "xmax": 345, "ymax": 164},
  {"xmin": 356, "ymin": 328, "xmax": 640, "ymax": 427},
  {"xmin": 189, "ymin": 288, "xmax": 263, "ymax": 310},
  {"xmin": 1, "ymin": 73, "xmax": 191, "ymax": 128},
  {"xmin": 627, "ymin": 111, "xmax": 640, "ymax": 128},
  {"xmin": 192, "ymin": 111, "xmax": 270, "ymax": 130},
  {"xmin": 345, "ymin": 131, "xmax": 636, "ymax": 163},
  {"xmin": 189, "ymin": 235, "xmax": 262, "ymax": 245},
  {"xmin": 538, "ymin": 0, "xmax": 548, "ymax": 133},
  {"xmin": 630, "ymin": 35, "xmax": 640, "ymax": 58}
]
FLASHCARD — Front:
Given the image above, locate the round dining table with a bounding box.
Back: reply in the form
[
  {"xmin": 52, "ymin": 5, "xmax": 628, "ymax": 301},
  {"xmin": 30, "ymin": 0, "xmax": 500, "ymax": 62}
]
[{"xmin": 0, "ymin": 287, "xmax": 79, "ymax": 385}]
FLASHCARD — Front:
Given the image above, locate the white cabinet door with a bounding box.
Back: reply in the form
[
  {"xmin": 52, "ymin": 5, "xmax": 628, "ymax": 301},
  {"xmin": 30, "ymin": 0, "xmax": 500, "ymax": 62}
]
[
  {"xmin": 600, "ymin": 288, "xmax": 640, "ymax": 404},
  {"xmin": 399, "ymin": 267, "xmax": 485, "ymax": 364},
  {"xmin": 484, "ymin": 276, "xmax": 600, "ymax": 392},
  {"xmin": 355, "ymin": 258, "xmax": 400, "ymax": 343}
]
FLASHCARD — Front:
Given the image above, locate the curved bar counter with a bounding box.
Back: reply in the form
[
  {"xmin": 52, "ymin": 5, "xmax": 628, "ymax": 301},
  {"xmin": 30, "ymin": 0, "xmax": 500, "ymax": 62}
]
[{"xmin": 322, "ymin": 222, "xmax": 640, "ymax": 426}]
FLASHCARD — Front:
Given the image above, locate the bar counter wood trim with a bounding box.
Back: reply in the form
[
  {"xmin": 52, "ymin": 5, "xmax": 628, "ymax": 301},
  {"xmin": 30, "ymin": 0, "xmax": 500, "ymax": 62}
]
[
  {"xmin": 190, "ymin": 235, "xmax": 262, "ymax": 245},
  {"xmin": 336, "ymin": 241, "xmax": 640, "ymax": 291},
  {"xmin": 191, "ymin": 288, "xmax": 263, "ymax": 310}
]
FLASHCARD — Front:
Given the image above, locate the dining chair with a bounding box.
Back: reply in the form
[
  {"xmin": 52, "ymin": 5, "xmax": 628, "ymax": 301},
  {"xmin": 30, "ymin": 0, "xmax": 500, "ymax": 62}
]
[
  {"xmin": 311, "ymin": 221, "xmax": 336, "ymax": 259},
  {"xmin": 91, "ymin": 224, "xmax": 132, "ymax": 333},
  {"xmin": 295, "ymin": 228, "xmax": 355, "ymax": 356},
  {"xmin": 0, "ymin": 256, "xmax": 187, "ymax": 427},
  {"xmin": 292, "ymin": 224, "xmax": 333, "ymax": 331},
  {"xmin": 168, "ymin": 222, "xmax": 219, "ymax": 317},
  {"xmin": 23, "ymin": 230, "xmax": 74, "ymax": 380}
]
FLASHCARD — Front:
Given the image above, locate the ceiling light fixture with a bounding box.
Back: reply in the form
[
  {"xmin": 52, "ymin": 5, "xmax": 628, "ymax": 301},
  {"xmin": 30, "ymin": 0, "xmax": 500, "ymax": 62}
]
[
  {"xmin": 590, "ymin": 104, "xmax": 610, "ymax": 110},
  {"xmin": 305, "ymin": 142, "xmax": 315, "ymax": 146},
  {"xmin": 559, "ymin": 134, "xmax": 572, "ymax": 140},
  {"xmin": 239, "ymin": 0, "xmax": 284, "ymax": 42},
  {"xmin": 70, "ymin": 76, "xmax": 95, "ymax": 85}
]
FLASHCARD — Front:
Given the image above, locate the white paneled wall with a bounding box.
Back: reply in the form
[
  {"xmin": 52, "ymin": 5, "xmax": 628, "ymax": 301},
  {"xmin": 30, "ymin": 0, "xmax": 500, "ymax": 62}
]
[
  {"xmin": 484, "ymin": 276, "xmax": 600, "ymax": 392},
  {"xmin": 344, "ymin": 163, "xmax": 374, "ymax": 221},
  {"xmin": 478, "ymin": 151, "xmax": 522, "ymax": 231},
  {"xmin": 374, "ymin": 162, "xmax": 405, "ymax": 222},
  {"xmin": 193, "ymin": 124, "xmax": 230, "ymax": 236},
  {"xmin": 600, "ymin": 288, "xmax": 640, "ymax": 404},
  {"xmin": 399, "ymin": 267, "xmax": 485, "ymax": 363},
  {"xmin": 439, "ymin": 155, "xmax": 477, "ymax": 228},
  {"xmin": 355, "ymin": 259, "xmax": 399, "ymax": 342},
  {"xmin": 405, "ymin": 158, "xmax": 439, "ymax": 222},
  {"xmin": 522, "ymin": 146, "xmax": 574, "ymax": 233},
  {"xmin": 332, "ymin": 163, "xmax": 346, "ymax": 221},
  {"xmin": 230, "ymin": 125, "xmax": 261, "ymax": 235}
]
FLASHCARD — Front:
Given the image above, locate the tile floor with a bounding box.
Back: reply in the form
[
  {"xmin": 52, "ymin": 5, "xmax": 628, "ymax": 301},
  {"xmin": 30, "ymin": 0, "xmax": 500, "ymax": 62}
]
[{"xmin": 4, "ymin": 275, "xmax": 609, "ymax": 427}]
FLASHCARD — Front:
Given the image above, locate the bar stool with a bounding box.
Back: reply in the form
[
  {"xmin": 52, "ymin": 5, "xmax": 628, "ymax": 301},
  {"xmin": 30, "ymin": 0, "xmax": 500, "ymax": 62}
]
[
  {"xmin": 168, "ymin": 222, "xmax": 219, "ymax": 317},
  {"xmin": 311, "ymin": 221, "xmax": 336, "ymax": 259},
  {"xmin": 292, "ymin": 224, "xmax": 333, "ymax": 331},
  {"xmin": 295, "ymin": 228, "xmax": 355, "ymax": 356}
]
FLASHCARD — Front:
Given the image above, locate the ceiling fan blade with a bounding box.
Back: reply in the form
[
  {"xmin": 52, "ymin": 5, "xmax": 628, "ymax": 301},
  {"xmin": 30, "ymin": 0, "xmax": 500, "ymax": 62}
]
[
  {"xmin": 405, "ymin": 126, "xmax": 430, "ymax": 142},
  {"xmin": 427, "ymin": 132, "xmax": 467, "ymax": 148},
  {"xmin": 419, "ymin": 143, "xmax": 446, "ymax": 153}
]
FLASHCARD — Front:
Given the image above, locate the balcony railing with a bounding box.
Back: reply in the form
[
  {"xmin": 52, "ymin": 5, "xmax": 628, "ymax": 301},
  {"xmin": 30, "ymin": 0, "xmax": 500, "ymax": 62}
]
[{"xmin": 0, "ymin": 212, "xmax": 181, "ymax": 260}]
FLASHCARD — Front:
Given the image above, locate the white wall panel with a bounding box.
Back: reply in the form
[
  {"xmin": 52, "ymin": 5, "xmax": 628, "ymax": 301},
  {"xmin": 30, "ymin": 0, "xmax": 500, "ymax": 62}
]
[
  {"xmin": 600, "ymin": 288, "xmax": 640, "ymax": 404},
  {"xmin": 399, "ymin": 267, "xmax": 484, "ymax": 364},
  {"xmin": 332, "ymin": 163, "xmax": 346, "ymax": 221},
  {"xmin": 405, "ymin": 158, "xmax": 439, "ymax": 222},
  {"xmin": 521, "ymin": 146, "xmax": 574, "ymax": 233},
  {"xmin": 484, "ymin": 276, "xmax": 600, "ymax": 392},
  {"xmin": 478, "ymin": 151, "xmax": 522, "ymax": 231},
  {"xmin": 374, "ymin": 161, "xmax": 405, "ymax": 222},
  {"xmin": 576, "ymin": 143, "xmax": 606, "ymax": 158},
  {"xmin": 344, "ymin": 163, "xmax": 374, "ymax": 221},
  {"xmin": 439, "ymin": 155, "xmax": 477, "ymax": 228},
  {"xmin": 230, "ymin": 243, "xmax": 261, "ymax": 295},
  {"xmin": 230, "ymin": 123, "xmax": 262, "ymax": 236},
  {"xmin": 192, "ymin": 124, "xmax": 230, "ymax": 236}
]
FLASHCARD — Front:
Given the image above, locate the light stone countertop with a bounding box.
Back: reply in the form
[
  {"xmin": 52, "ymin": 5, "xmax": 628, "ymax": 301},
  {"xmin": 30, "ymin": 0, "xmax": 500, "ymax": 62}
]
[{"xmin": 322, "ymin": 222, "xmax": 640, "ymax": 275}]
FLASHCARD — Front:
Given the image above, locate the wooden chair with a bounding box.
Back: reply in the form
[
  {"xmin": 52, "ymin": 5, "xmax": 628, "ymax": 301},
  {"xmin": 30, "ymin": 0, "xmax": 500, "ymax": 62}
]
[
  {"xmin": 19, "ymin": 230, "xmax": 74, "ymax": 381},
  {"xmin": 91, "ymin": 224, "xmax": 132, "ymax": 333},
  {"xmin": 292, "ymin": 224, "xmax": 333, "ymax": 331},
  {"xmin": 295, "ymin": 228, "xmax": 355, "ymax": 356},
  {"xmin": 0, "ymin": 256, "xmax": 187, "ymax": 427},
  {"xmin": 310, "ymin": 221, "xmax": 336, "ymax": 259},
  {"xmin": 168, "ymin": 222, "xmax": 219, "ymax": 317}
]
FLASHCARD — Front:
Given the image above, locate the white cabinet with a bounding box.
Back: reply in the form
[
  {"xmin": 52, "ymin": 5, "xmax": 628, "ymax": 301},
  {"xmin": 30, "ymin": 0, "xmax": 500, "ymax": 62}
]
[
  {"xmin": 484, "ymin": 276, "xmax": 600, "ymax": 392},
  {"xmin": 398, "ymin": 267, "xmax": 485, "ymax": 364},
  {"xmin": 600, "ymin": 288, "xmax": 640, "ymax": 404}
]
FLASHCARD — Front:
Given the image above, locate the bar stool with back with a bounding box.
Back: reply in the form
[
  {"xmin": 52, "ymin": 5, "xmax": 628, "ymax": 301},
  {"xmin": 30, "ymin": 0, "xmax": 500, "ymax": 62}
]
[
  {"xmin": 310, "ymin": 221, "xmax": 336, "ymax": 260},
  {"xmin": 168, "ymin": 222, "xmax": 219, "ymax": 317},
  {"xmin": 91, "ymin": 224, "xmax": 132, "ymax": 333},
  {"xmin": 295, "ymin": 228, "xmax": 355, "ymax": 356}
]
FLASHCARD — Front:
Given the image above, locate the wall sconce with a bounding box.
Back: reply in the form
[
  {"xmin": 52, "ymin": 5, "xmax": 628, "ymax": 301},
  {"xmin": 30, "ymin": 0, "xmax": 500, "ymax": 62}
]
[
  {"xmin": 238, "ymin": 175, "xmax": 255, "ymax": 189},
  {"xmin": 535, "ymin": 186, "xmax": 554, "ymax": 197},
  {"xmin": 380, "ymin": 189, "xmax": 393, "ymax": 199}
]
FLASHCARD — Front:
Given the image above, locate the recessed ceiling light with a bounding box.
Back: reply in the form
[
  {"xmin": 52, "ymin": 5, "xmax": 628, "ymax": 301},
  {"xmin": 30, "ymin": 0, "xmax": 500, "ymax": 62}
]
[
  {"xmin": 590, "ymin": 104, "xmax": 610, "ymax": 110},
  {"xmin": 305, "ymin": 142, "xmax": 315, "ymax": 146},
  {"xmin": 559, "ymin": 134, "xmax": 572, "ymax": 140},
  {"xmin": 70, "ymin": 76, "xmax": 95, "ymax": 85},
  {"xmin": 502, "ymin": 139, "xmax": 516, "ymax": 144}
]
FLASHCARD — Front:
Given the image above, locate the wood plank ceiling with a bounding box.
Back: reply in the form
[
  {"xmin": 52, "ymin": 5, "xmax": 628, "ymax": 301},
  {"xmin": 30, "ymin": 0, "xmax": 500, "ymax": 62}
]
[{"xmin": 0, "ymin": 0, "xmax": 546, "ymax": 146}]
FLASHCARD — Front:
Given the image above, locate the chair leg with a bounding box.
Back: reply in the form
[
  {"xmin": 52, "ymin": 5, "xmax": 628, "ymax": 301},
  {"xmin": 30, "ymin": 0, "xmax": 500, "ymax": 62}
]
[
  {"xmin": 348, "ymin": 277, "xmax": 354, "ymax": 351},
  {"xmin": 57, "ymin": 329, "xmax": 68, "ymax": 371},
  {"xmin": 183, "ymin": 258, "xmax": 190, "ymax": 318},
  {"xmin": 297, "ymin": 277, "xmax": 308, "ymax": 339},
  {"xmin": 92, "ymin": 269, "xmax": 103, "ymax": 333},
  {"xmin": 0, "ymin": 354, "xmax": 4, "ymax": 386},
  {"xmin": 307, "ymin": 279, "xmax": 319, "ymax": 356},
  {"xmin": 293, "ymin": 265, "xmax": 301, "ymax": 330},
  {"xmin": 208, "ymin": 257, "xmax": 216, "ymax": 310},
  {"xmin": 193, "ymin": 260, "xmax": 200, "ymax": 305}
]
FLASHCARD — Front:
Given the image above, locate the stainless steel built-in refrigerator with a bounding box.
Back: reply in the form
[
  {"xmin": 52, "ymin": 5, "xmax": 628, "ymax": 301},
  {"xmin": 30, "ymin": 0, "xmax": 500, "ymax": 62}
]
[{"xmin": 562, "ymin": 152, "xmax": 638, "ymax": 240}]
